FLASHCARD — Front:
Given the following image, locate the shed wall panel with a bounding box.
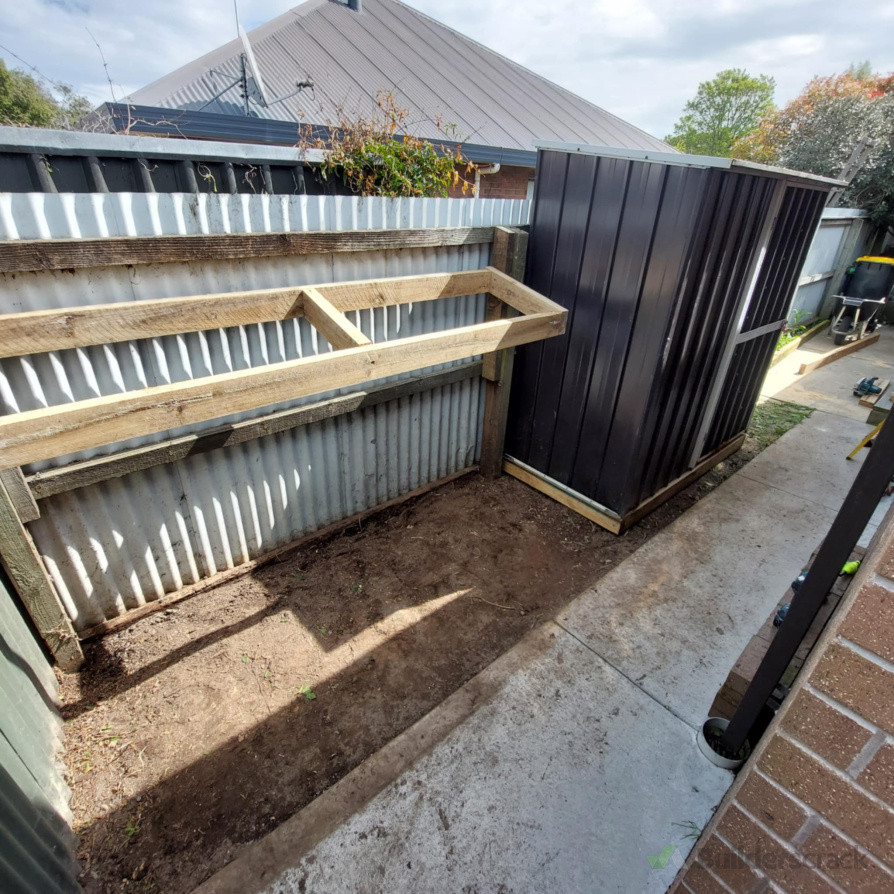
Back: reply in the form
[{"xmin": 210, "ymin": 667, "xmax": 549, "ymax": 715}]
[{"xmin": 506, "ymin": 146, "xmax": 830, "ymax": 522}]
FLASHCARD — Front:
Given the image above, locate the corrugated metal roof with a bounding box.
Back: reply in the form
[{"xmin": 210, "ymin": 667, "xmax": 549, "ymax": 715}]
[{"xmin": 127, "ymin": 0, "xmax": 669, "ymax": 154}]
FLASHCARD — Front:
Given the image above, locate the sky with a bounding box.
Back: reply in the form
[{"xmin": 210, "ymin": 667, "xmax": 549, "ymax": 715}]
[{"xmin": 2, "ymin": 0, "xmax": 893, "ymax": 139}]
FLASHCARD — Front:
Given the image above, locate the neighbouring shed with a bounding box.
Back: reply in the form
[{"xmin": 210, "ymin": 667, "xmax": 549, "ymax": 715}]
[{"xmin": 505, "ymin": 143, "xmax": 842, "ymax": 532}]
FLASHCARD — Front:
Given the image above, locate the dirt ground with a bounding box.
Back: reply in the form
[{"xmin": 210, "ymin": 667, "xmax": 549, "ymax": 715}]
[{"xmin": 59, "ymin": 409, "xmax": 801, "ymax": 893}]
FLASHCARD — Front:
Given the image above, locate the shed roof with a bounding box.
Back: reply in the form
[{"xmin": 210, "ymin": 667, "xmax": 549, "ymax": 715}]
[{"xmin": 127, "ymin": 0, "xmax": 670, "ymax": 155}]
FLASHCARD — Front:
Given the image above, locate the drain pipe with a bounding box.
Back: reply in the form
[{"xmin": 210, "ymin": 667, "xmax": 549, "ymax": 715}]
[{"xmin": 474, "ymin": 163, "xmax": 500, "ymax": 197}]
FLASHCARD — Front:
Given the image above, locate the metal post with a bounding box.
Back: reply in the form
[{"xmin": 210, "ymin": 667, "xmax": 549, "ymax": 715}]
[{"xmin": 721, "ymin": 415, "xmax": 894, "ymax": 755}]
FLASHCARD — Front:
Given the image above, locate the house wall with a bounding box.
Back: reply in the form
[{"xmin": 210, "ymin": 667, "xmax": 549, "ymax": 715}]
[
  {"xmin": 0, "ymin": 565, "xmax": 79, "ymax": 892},
  {"xmin": 669, "ymin": 505, "xmax": 894, "ymax": 894},
  {"xmin": 477, "ymin": 165, "xmax": 535, "ymax": 200}
]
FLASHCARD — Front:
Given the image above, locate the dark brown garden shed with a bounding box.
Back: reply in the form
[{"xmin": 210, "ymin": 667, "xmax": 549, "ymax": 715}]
[{"xmin": 504, "ymin": 142, "xmax": 842, "ymax": 533}]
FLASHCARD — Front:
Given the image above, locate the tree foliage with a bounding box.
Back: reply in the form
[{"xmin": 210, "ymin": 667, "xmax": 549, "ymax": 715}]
[
  {"xmin": 299, "ymin": 92, "xmax": 476, "ymax": 198},
  {"xmin": 665, "ymin": 69, "xmax": 775, "ymax": 156},
  {"xmin": 733, "ymin": 69, "xmax": 894, "ymax": 229},
  {"xmin": 0, "ymin": 59, "xmax": 92, "ymax": 129}
]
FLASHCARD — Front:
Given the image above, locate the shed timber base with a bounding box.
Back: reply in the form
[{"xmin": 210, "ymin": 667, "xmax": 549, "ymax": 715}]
[{"xmin": 503, "ymin": 432, "xmax": 747, "ymax": 535}]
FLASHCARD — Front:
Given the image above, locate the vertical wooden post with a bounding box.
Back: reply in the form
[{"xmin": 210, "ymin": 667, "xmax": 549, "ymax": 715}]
[
  {"xmin": 0, "ymin": 476, "xmax": 82, "ymax": 670},
  {"xmin": 480, "ymin": 226, "xmax": 529, "ymax": 478}
]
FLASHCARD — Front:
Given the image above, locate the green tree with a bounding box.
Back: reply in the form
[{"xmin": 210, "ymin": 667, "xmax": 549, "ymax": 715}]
[
  {"xmin": 0, "ymin": 59, "xmax": 92, "ymax": 129},
  {"xmin": 666, "ymin": 69, "xmax": 775, "ymax": 157},
  {"xmin": 734, "ymin": 68, "xmax": 894, "ymax": 230},
  {"xmin": 0, "ymin": 60, "xmax": 58, "ymax": 126}
]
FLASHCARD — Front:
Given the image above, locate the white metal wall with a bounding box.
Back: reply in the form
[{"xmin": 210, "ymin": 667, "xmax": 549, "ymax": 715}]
[
  {"xmin": 788, "ymin": 207, "xmax": 872, "ymax": 323},
  {"xmin": 0, "ymin": 193, "xmax": 530, "ymax": 631},
  {"xmin": 0, "ymin": 567, "xmax": 79, "ymax": 892}
]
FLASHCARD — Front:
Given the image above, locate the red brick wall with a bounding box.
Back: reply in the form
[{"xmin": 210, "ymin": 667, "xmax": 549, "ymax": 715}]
[
  {"xmin": 671, "ymin": 509, "xmax": 894, "ymax": 893},
  {"xmin": 477, "ymin": 165, "xmax": 534, "ymax": 200}
]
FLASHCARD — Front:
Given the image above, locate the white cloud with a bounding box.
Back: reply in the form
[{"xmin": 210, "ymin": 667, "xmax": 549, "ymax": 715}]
[{"xmin": 1, "ymin": 0, "xmax": 892, "ymax": 138}]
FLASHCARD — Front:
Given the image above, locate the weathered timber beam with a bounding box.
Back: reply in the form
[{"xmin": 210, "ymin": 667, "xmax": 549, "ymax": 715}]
[
  {"xmin": 0, "ymin": 226, "xmax": 494, "ymax": 274},
  {"xmin": 0, "ymin": 310, "xmax": 565, "ymax": 470}
]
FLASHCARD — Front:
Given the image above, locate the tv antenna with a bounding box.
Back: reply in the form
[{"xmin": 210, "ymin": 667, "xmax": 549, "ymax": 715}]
[{"xmin": 199, "ymin": 5, "xmax": 314, "ymax": 115}]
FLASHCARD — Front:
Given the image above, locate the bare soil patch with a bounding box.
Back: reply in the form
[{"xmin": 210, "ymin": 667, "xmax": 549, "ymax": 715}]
[{"xmin": 60, "ymin": 407, "xmax": 803, "ymax": 893}]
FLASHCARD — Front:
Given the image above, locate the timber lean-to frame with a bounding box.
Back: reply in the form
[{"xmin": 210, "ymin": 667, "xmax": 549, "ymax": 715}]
[
  {"xmin": 0, "ymin": 234, "xmax": 563, "ymax": 669},
  {"xmin": 0, "ymin": 266, "xmax": 565, "ymax": 470}
]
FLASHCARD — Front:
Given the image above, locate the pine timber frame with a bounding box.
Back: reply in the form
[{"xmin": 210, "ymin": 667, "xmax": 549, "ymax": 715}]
[
  {"xmin": 0, "ymin": 225, "xmax": 550, "ymax": 661},
  {"xmin": 0, "ymin": 265, "xmax": 565, "ymax": 471}
]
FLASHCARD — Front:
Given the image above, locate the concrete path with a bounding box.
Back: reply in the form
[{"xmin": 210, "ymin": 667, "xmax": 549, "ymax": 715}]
[
  {"xmin": 198, "ymin": 339, "xmax": 893, "ymax": 894},
  {"xmin": 762, "ymin": 325, "xmax": 894, "ymax": 420}
]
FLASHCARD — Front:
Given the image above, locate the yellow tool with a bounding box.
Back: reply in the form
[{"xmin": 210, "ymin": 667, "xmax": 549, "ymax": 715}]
[{"xmin": 847, "ymin": 419, "xmax": 884, "ymax": 460}]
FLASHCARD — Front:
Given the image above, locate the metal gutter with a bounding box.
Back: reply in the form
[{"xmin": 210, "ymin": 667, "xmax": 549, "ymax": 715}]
[{"xmin": 92, "ymin": 103, "xmax": 538, "ymax": 167}]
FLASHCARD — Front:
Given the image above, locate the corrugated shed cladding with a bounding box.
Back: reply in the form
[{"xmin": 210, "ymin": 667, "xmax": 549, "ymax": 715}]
[
  {"xmin": 506, "ymin": 147, "xmax": 828, "ymax": 519},
  {"xmin": 128, "ymin": 0, "xmax": 669, "ymax": 154},
  {"xmin": 0, "ymin": 568, "xmax": 79, "ymax": 892},
  {"xmin": 705, "ymin": 185, "xmax": 828, "ymax": 447},
  {"xmin": 0, "ymin": 192, "xmax": 530, "ymax": 631}
]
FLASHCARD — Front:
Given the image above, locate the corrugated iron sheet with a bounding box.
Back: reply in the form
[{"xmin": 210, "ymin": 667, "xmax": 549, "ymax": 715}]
[
  {"xmin": 0, "ymin": 567, "xmax": 79, "ymax": 892},
  {"xmin": 0, "ymin": 192, "xmax": 530, "ymax": 630}
]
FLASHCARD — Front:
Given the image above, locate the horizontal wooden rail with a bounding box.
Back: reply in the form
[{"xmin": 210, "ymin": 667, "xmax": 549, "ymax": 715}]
[
  {"xmin": 0, "ymin": 226, "xmax": 494, "ymax": 274},
  {"xmin": 0, "ymin": 268, "xmax": 566, "ymax": 470},
  {"xmin": 27, "ymin": 362, "xmax": 482, "ymax": 500},
  {"xmin": 0, "ymin": 269, "xmax": 493, "ymax": 358}
]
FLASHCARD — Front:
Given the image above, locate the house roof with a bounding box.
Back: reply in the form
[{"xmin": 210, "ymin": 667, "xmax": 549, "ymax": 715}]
[{"xmin": 127, "ymin": 0, "xmax": 669, "ymax": 155}]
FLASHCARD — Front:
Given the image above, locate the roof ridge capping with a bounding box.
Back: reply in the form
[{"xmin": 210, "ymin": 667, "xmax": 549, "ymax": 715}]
[{"xmin": 535, "ymin": 141, "xmax": 848, "ymax": 187}]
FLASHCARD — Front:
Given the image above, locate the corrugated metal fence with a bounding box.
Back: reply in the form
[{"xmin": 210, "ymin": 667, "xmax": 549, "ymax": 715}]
[
  {"xmin": 788, "ymin": 207, "xmax": 873, "ymax": 323},
  {"xmin": 0, "ymin": 566, "xmax": 79, "ymax": 892},
  {"xmin": 0, "ymin": 192, "xmax": 530, "ymax": 632}
]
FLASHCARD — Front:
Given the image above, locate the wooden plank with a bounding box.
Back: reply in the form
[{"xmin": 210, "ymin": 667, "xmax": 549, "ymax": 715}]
[
  {"xmin": 324, "ymin": 269, "xmax": 491, "ymax": 314},
  {"xmin": 504, "ymin": 433, "xmax": 746, "ymax": 535},
  {"xmin": 79, "ymin": 466, "xmax": 478, "ymax": 640},
  {"xmin": 27, "ymin": 363, "xmax": 482, "ymax": 500},
  {"xmin": 480, "ymin": 292, "xmax": 504, "ymax": 383},
  {"xmin": 0, "ymin": 226, "xmax": 495, "ymax": 274},
  {"xmin": 0, "ymin": 312, "xmax": 565, "ymax": 470},
  {"xmin": 480, "ymin": 347, "xmax": 517, "ymax": 478},
  {"xmin": 487, "ymin": 265, "xmax": 566, "ymax": 317},
  {"xmin": 503, "ymin": 458, "xmax": 623, "ymax": 534},
  {"xmin": 301, "ymin": 287, "xmax": 371, "ymax": 349},
  {"xmin": 0, "ymin": 269, "xmax": 491, "ymax": 359},
  {"xmin": 796, "ymin": 332, "xmax": 880, "ymax": 375},
  {"xmin": 859, "ymin": 379, "xmax": 890, "ymax": 407},
  {"xmin": 0, "ymin": 468, "xmax": 39, "ymax": 522},
  {"xmin": 481, "ymin": 227, "xmax": 529, "ymax": 477},
  {"xmin": 618, "ymin": 433, "xmax": 747, "ymax": 532},
  {"xmin": 0, "ymin": 477, "xmax": 82, "ymax": 669}
]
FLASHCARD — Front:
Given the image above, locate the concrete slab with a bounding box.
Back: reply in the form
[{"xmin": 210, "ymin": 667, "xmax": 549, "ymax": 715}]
[
  {"xmin": 259, "ymin": 625, "xmax": 731, "ymax": 894},
  {"xmin": 198, "ymin": 323, "xmax": 894, "ymax": 894},
  {"xmin": 558, "ymin": 471, "xmax": 839, "ymax": 729},
  {"xmin": 736, "ymin": 410, "xmax": 868, "ymax": 513},
  {"xmin": 762, "ymin": 326, "xmax": 894, "ymax": 419}
]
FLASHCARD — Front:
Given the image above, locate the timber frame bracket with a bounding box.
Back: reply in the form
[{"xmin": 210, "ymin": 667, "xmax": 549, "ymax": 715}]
[{"xmin": 0, "ymin": 265, "xmax": 565, "ymax": 471}]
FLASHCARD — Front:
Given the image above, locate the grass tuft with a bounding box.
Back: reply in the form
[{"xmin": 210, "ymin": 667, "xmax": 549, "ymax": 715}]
[{"xmin": 748, "ymin": 398, "xmax": 814, "ymax": 451}]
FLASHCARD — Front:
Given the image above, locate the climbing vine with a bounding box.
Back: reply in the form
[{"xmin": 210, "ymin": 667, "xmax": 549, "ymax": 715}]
[{"xmin": 298, "ymin": 91, "xmax": 476, "ymax": 198}]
